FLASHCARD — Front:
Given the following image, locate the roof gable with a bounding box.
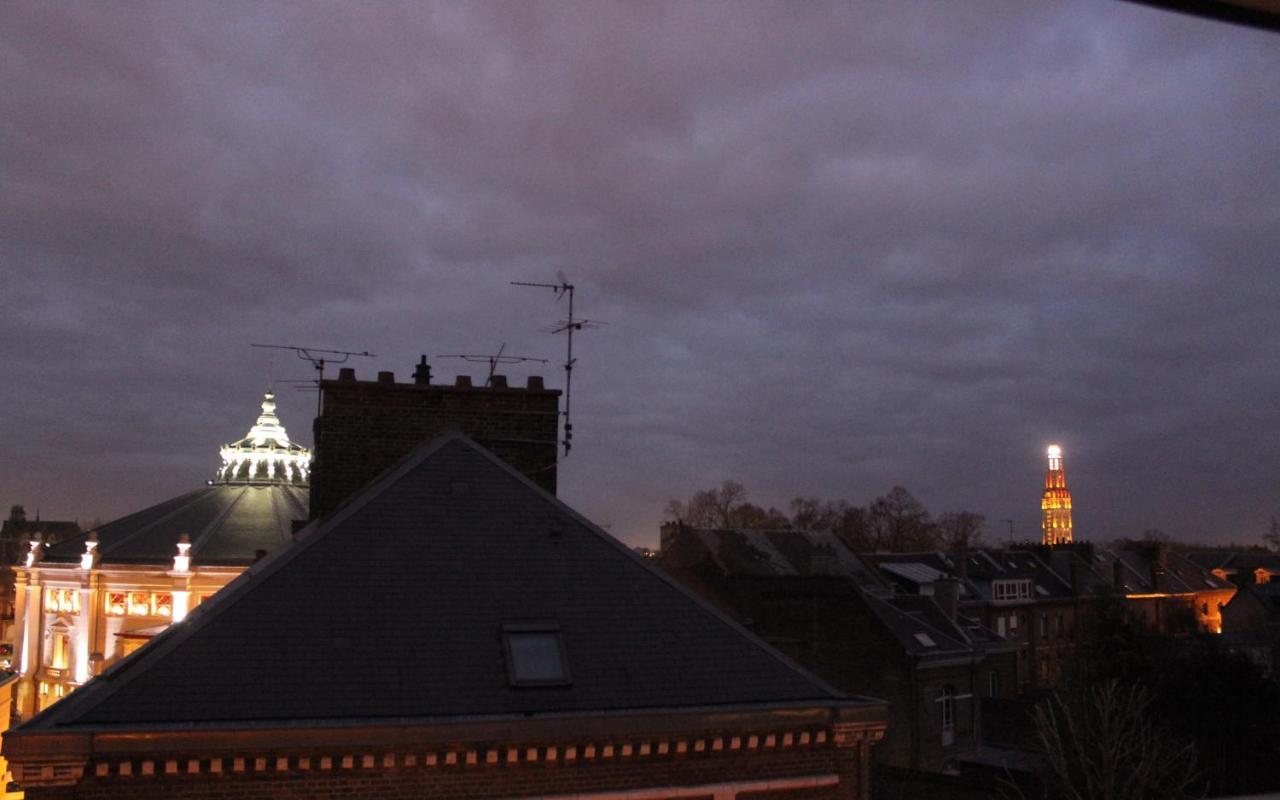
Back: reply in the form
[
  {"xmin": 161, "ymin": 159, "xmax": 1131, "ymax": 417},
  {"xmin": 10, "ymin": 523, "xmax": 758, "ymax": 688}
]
[{"xmin": 29, "ymin": 435, "xmax": 843, "ymax": 732}]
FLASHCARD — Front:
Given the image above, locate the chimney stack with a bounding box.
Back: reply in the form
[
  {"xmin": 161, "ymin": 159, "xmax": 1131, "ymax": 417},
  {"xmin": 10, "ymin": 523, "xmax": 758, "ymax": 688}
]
[
  {"xmin": 934, "ymin": 578, "xmax": 961, "ymax": 623},
  {"xmin": 1149, "ymin": 543, "xmax": 1168, "ymax": 594},
  {"xmin": 309, "ymin": 357, "xmax": 561, "ymax": 520},
  {"xmin": 413, "ymin": 355, "xmax": 432, "ymax": 385}
]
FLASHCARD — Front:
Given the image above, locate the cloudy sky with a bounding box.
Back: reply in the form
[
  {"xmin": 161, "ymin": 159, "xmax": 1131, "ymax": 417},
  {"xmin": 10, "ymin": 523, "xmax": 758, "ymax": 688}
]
[{"xmin": 3, "ymin": 1, "xmax": 1277, "ymax": 548}]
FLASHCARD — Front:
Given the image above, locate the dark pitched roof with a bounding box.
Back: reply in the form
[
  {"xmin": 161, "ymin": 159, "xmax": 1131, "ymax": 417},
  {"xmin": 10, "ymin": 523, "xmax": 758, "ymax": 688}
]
[
  {"xmin": 41, "ymin": 485, "xmax": 307, "ymax": 567},
  {"xmin": 864, "ymin": 594, "xmax": 974, "ymax": 658},
  {"xmin": 862, "ymin": 550, "xmax": 1073, "ymax": 602},
  {"xmin": 671, "ymin": 527, "xmax": 887, "ymax": 589},
  {"xmin": 25, "ymin": 434, "xmax": 857, "ymax": 733},
  {"xmin": 1094, "ymin": 547, "xmax": 1231, "ymax": 595}
]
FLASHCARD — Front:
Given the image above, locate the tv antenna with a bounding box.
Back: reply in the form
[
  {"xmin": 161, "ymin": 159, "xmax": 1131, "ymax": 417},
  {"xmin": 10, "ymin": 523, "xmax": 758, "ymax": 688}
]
[
  {"xmin": 251, "ymin": 344, "xmax": 376, "ymax": 415},
  {"xmin": 511, "ymin": 272, "xmax": 604, "ymax": 455},
  {"xmin": 437, "ymin": 343, "xmax": 549, "ymax": 386}
]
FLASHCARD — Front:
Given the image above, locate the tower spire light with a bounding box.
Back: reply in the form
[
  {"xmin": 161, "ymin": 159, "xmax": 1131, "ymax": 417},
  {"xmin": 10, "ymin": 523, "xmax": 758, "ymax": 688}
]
[{"xmin": 1041, "ymin": 444, "xmax": 1073, "ymax": 545}]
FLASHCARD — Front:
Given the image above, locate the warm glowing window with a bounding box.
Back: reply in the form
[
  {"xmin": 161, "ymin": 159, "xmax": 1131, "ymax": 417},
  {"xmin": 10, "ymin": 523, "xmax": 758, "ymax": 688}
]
[
  {"xmin": 44, "ymin": 588, "xmax": 81, "ymax": 615},
  {"xmin": 49, "ymin": 628, "xmax": 71, "ymax": 670},
  {"xmin": 38, "ymin": 682, "xmax": 49, "ymax": 696},
  {"xmin": 152, "ymin": 593, "xmax": 172, "ymax": 618},
  {"xmin": 105, "ymin": 592, "xmax": 127, "ymax": 616},
  {"xmin": 127, "ymin": 592, "xmax": 150, "ymax": 616}
]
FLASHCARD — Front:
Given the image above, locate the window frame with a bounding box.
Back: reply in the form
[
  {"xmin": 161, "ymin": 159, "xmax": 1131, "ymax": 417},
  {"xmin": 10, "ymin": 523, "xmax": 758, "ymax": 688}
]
[{"xmin": 501, "ymin": 621, "xmax": 571, "ymax": 688}]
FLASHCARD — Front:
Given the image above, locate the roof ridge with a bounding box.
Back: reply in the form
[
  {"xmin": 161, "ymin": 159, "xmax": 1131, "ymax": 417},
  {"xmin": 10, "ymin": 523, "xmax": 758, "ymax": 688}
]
[{"xmin": 188, "ymin": 486, "xmax": 247, "ymax": 554}]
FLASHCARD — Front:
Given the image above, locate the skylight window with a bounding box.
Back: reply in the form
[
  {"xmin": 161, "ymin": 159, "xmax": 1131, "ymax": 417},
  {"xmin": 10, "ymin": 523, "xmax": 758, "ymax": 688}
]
[
  {"xmin": 502, "ymin": 622, "xmax": 570, "ymax": 686},
  {"xmin": 914, "ymin": 632, "xmax": 937, "ymax": 648}
]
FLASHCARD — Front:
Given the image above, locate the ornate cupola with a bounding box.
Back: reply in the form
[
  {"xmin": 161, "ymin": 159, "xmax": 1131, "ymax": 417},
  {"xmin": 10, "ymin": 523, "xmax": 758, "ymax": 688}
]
[
  {"xmin": 216, "ymin": 392, "xmax": 310, "ymax": 485},
  {"xmin": 1041, "ymin": 444, "xmax": 1073, "ymax": 545}
]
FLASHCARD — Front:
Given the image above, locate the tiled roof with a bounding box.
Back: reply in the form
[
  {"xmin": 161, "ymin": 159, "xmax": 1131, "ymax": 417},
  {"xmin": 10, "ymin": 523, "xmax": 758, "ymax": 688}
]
[
  {"xmin": 41, "ymin": 484, "xmax": 307, "ymax": 567},
  {"xmin": 24, "ymin": 435, "xmax": 854, "ymax": 732}
]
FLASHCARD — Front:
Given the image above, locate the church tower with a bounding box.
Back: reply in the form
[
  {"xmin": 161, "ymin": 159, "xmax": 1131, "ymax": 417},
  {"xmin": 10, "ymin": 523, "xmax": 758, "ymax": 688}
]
[{"xmin": 1041, "ymin": 445, "xmax": 1074, "ymax": 544}]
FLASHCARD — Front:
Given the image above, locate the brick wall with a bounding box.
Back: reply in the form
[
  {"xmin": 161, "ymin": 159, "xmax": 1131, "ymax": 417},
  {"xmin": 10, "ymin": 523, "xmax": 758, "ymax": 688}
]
[
  {"xmin": 310, "ymin": 368, "xmax": 561, "ymax": 519},
  {"xmin": 25, "ymin": 737, "xmax": 847, "ymax": 800}
]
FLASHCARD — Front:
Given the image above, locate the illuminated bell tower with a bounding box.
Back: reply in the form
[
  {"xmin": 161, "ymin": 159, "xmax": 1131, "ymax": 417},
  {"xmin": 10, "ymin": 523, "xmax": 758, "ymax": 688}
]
[{"xmin": 1041, "ymin": 444, "xmax": 1073, "ymax": 545}]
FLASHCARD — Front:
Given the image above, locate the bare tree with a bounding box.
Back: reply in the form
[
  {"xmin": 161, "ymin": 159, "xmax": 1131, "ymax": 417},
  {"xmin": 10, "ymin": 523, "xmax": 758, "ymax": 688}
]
[
  {"xmin": 938, "ymin": 510, "xmax": 985, "ymax": 550},
  {"xmin": 1030, "ymin": 680, "xmax": 1198, "ymax": 800},
  {"xmin": 1264, "ymin": 515, "xmax": 1280, "ymax": 552},
  {"xmin": 867, "ymin": 486, "xmax": 938, "ymax": 552}
]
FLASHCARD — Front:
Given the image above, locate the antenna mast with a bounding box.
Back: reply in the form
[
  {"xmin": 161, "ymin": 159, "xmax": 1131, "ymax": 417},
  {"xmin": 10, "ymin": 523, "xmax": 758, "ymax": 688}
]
[
  {"xmin": 251, "ymin": 344, "xmax": 376, "ymax": 415},
  {"xmin": 437, "ymin": 343, "xmax": 549, "ymax": 386},
  {"xmin": 511, "ymin": 274, "xmax": 602, "ymax": 455}
]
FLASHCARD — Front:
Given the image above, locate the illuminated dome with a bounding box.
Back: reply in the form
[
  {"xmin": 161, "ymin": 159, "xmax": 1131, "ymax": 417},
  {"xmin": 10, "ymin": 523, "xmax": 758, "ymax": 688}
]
[{"xmin": 216, "ymin": 392, "xmax": 310, "ymax": 485}]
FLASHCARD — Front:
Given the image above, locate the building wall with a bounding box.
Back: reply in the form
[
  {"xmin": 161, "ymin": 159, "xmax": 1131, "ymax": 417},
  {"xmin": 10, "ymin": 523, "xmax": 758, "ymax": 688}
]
[
  {"xmin": 19, "ymin": 726, "xmax": 872, "ymax": 800},
  {"xmin": 11, "ymin": 564, "xmax": 242, "ymax": 720},
  {"xmin": 654, "ymin": 554, "xmax": 975, "ymax": 777},
  {"xmin": 311, "ymin": 370, "xmax": 561, "ymax": 519}
]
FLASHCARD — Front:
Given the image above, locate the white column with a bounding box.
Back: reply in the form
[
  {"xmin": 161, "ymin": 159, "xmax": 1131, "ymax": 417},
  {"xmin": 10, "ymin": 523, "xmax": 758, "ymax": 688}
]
[
  {"xmin": 11, "ymin": 572, "xmax": 28, "ymax": 675},
  {"xmin": 74, "ymin": 586, "xmax": 91, "ymax": 684}
]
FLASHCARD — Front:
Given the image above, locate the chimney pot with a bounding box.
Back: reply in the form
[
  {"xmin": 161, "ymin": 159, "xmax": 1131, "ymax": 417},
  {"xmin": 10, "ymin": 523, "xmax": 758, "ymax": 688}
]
[
  {"xmin": 527, "ymin": 376, "xmax": 545, "ymax": 390},
  {"xmin": 455, "ymin": 375, "xmax": 473, "ymax": 388},
  {"xmin": 377, "ymin": 371, "xmax": 395, "ymax": 384},
  {"xmin": 338, "ymin": 367, "xmax": 356, "ymax": 382},
  {"xmin": 413, "ymin": 355, "xmax": 432, "ymax": 385},
  {"xmin": 490, "ymin": 374, "xmax": 508, "ymax": 389}
]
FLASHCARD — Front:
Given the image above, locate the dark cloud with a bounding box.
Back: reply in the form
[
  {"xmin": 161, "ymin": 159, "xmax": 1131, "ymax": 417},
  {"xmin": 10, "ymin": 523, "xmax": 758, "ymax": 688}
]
[{"xmin": 3, "ymin": 1, "xmax": 1278, "ymax": 545}]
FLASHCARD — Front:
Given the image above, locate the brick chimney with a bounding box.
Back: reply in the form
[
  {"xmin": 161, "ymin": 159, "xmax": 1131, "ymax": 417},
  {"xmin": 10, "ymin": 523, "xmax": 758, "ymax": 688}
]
[
  {"xmin": 1149, "ymin": 543, "xmax": 1168, "ymax": 594},
  {"xmin": 933, "ymin": 578, "xmax": 961, "ymax": 623},
  {"xmin": 309, "ymin": 360, "xmax": 561, "ymax": 520}
]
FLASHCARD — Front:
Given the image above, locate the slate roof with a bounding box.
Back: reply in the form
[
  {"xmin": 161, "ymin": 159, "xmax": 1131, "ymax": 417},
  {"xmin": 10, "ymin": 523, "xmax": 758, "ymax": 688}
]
[
  {"xmin": 864, "ymin": 594, "xmax": 975, "ymax": 658},
  {"xmin": 24, "ymin": 434, "xmax": 860, "ymax": 732},
  {"xmin": 1094, "ymin": 547, "xmax": 1231, "ymax": 594},
  {"xmin": 677, "ymin": 527, "xmax": 887, "ymax": 590},
  {"xmin": 862, "ymin": 550, "xmax": 1071, "ymax": 602},
  {"xmin": 40, "ymin": 484, "xmax": 307, "ymax": 567},
  {"xmin": 658, "ymin": 529, "xmax": 1006, "ymax": 661},
  {"xmin": 1185, "ymin": 549, "xmax": 1280, "ymax": 581},
  {"xmin": 1238, "ymin": 581, "xmax": 1280, "ymax": 614}
]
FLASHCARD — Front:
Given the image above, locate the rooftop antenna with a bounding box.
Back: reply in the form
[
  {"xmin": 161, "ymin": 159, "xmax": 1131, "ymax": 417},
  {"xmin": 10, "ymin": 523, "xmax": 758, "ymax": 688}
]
[
  {"xmin": 1002, "ymin": 519, "xmax": 1015, "ymax": 544},
  {"xmin": 437, "ymin": 343, "xmax": 549, "ymax": 386},
  {"xmin": 251, "ymin": 344, "xmax": 376, "ymax": 415},
  {"xmin": 511, "ymin": 273, "xmax": 603, "ymax": 455}
]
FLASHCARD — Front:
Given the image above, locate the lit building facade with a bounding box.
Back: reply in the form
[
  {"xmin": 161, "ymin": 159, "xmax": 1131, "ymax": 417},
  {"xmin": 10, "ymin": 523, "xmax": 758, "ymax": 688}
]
[
  {"xmin": 1041, "ymin": 445, "xmax": 1074, "ymax": 545},
  {"xmin": 8, "ymin": 393, "xmax": 309, "ymax": 718}
]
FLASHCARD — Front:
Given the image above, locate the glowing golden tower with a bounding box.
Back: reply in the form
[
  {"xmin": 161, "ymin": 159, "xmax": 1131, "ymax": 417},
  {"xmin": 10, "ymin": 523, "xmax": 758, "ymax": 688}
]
[{"xmin": 1041, "ymin": 444, "xmax": 1074, "ymax": 545}]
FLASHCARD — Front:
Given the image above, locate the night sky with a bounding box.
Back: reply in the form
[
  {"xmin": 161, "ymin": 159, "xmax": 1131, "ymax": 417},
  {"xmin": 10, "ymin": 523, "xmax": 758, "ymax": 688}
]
[{"xmin": 4, "ymin": 2, "xmax": 1278, "ymax": 548}]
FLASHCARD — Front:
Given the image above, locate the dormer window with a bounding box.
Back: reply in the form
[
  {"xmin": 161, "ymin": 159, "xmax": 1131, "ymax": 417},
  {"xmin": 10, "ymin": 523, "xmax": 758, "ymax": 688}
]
[
  {"xmin": 502, "ymin": 622, "xmax": 570, "ymax": 687},
  {"xmin": 992, "ymin": 579, "xmax": 1032, "ymax": 603}
]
